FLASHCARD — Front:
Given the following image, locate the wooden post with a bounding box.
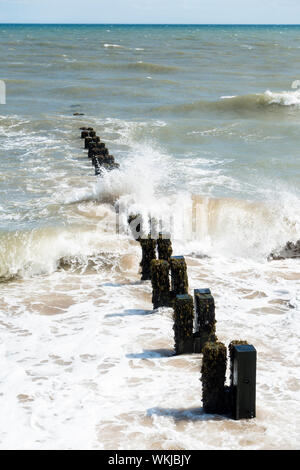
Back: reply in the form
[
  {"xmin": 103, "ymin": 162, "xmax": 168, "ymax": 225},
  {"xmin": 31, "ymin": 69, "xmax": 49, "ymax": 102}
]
[
  {"xmin": 173, "ymin": 294, "xmax": 194, "ymax": 354},
  {"xmin": 229, "ymin": 342, "xmax": 256, "ymax": 420},
  {"xmin": 84, "ymin": 136, "xmax": 93, "ymax": 149},
  {"xmin": 88, "ymin": 146, "xmax": 108, "ymax": 158},
  {"xmin": 157, "ymin": 233, "xmax": 172, "ymax": 263},
  {"xmin": 140, "ymin": 236, "xmax": 157, "ymax": 280},
  {"xmin": 150, "ymin": 260, "xmax": 170, "ymax": 309},
  {"xmin": 193, "ymin": 289, "xmax": 217, "ymax": 353},
  {"xmin": 201, "ymin": 342, "xmax": 227, "ymax": 414},
  {"xmin": 170, "ymin": 256, "xmax": 189, "ymax": 299}
]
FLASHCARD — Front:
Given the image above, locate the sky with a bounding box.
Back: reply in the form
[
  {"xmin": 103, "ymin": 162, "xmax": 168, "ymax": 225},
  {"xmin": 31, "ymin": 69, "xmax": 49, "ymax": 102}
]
[{"xmin": 0, "ymin": 0, "xmax": 300, "ymax": 24}]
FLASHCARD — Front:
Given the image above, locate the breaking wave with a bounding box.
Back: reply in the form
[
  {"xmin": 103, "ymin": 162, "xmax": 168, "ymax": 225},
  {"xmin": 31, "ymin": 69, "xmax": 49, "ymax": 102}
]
[{"xmin": 154, "ymin": 89, "xmax": 300, "ymax": 115}]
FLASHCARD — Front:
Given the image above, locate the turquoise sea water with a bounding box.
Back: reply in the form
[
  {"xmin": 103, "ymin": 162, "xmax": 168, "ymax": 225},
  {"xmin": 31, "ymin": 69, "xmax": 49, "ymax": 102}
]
[{"xmin": 0, "ymin": 25, "xmax": 299, "ymax": 449}]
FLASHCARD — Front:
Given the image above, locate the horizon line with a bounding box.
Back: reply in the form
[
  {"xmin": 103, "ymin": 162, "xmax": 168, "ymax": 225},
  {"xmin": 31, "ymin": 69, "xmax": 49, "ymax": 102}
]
[{"xmin": 1, "ymin": 22, "xmax": 300, "ymax": 26}]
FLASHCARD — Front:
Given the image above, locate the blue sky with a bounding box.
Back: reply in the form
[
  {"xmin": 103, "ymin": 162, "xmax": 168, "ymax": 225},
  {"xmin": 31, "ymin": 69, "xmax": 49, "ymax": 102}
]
[{"xmin": 0, "ymin": 0, "xmax": 300, "ymax": 24}]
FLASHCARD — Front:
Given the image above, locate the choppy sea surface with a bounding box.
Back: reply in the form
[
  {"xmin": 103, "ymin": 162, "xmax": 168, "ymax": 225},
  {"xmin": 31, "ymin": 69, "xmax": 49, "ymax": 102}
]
[{"xmin": 0, "ymin": 24, "xmax": 299, "ymax": 450}]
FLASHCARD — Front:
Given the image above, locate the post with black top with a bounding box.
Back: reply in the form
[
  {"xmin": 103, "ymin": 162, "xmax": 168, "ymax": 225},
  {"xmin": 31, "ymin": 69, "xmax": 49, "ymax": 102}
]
[
  {"xmin": 193, "ymin": 288, "xmax": 217, "ymax": 353},
  {"xmin": 150, "ymin": 259, "xmax": 171, "ymax": 309},
  {"xmin": 201, "ymin": 341, "xmax": 227, "ymax": 414},
  {"xmin": 170, "ymin": 256, "xmax": 189, "ymax": 302},
  {"xmin": 230, "ymin": 343, "xmax": 256, "ymax": 420},
  {"xmin": 140, "ymin": 235, "xmax": 157, "ymax": 281},
  {"xmin": 173, "ymin": 294, "xmax": 194, "ymax": 354}
]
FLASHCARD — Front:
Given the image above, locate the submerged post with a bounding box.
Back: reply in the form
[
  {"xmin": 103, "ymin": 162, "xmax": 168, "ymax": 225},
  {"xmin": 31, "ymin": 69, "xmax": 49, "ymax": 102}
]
[
  {"xmin": 157, "ymin": 233, "xmax": 173, "ymax": 263},
  {"xmin": 150, "ymin": 259, "xmax": 170, "ymax": 309},
  {"xmin": 173, "ymin": 294, "xmax": 194, "ymax": 355},
  {"xmin": 170, "ymin": 256, "xmax": 189, "ymax": 300},
  {"xmin": 140, "ymin": 236, "xmax": 157, "ymax": 281},
  {"xmin": 194, "ymin": 289, "xmax": 217, "ymax": 353},
  {"xmin": 201, "ymin": 341, "xmax": 227, "ymax": 414},
  {"xmin": 229, "ymin": 342, "xmax": 257, "ymax": 420}
]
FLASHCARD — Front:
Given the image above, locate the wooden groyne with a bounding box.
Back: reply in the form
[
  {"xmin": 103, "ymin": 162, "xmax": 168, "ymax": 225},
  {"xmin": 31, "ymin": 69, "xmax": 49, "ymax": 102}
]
[
  {"xmin": 80, "ymin": 127, "xmax": 120, "ymax": 176},
  {"xmin": 77, "ymin": 126, "xmax": 257, "ymax": 421},
  {"xmin": 135, "ymin": 229, "xmax": 256, "ymax": 420}
]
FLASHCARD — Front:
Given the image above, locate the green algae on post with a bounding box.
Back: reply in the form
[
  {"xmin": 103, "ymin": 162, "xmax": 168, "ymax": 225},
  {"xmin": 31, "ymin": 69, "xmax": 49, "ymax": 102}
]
[
  {"xmin": 194, "ymin": 289, "xmax": 217, "ymax": 353},
  {"xmin": 173, "ymin": 294, "xmax": 194, "ymax": 355},
  {"xmin": 170, "ymin": 256, "xmax": 189, "ymax": 299},
  {"xmin": 157, "ymin": 233, "xmax": 173, "ymax": 263},
  {"xmin": 201, "ymin": 341, "xmax": 227, "ymax": 414},
  {"xmin": 140, "ymin": 235, "xmax": 157, "ymax": 280},
  {"xmin": 150, "ymin": 259, "xmax": 171, "ymax": 309}
]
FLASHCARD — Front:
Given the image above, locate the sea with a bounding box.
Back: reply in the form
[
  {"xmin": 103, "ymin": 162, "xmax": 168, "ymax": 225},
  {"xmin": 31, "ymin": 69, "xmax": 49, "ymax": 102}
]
[{"xmin": 0, "ymin": 24, "xmax": 299, "ymax": 450}]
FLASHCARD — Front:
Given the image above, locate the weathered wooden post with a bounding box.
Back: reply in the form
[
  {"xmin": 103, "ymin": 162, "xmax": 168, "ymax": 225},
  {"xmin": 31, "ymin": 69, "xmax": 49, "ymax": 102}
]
[
  {"xmin": 157, "ymin": 233, "xmax": 172, "ymax": 263},
  {"xmin": 150, "ymin": 260, "xmax": 171, "ymax": 309},
  {"xmin": 81, "ymin": 130, "xmax": 89, "ymax": 139},
  {"xmin": 140, "ymin": 235, "xmax": 157, "ymax": 280},
  {"xmin": 84, "ymin": 136, "xmax": 93, "ymax": 149},
  {"xmin": 201, "ymin": 341, "xmax": 227, "ymax": 414},
  {"xmin": 229, "ymin": 342, "xmax": 257, "ymax": 420},
  {"xmin": 173, "ymin": 294, "xmax": 194, "ymax": 354},
  {"xmin": 170, "ymin": 256, "xmax": 189, "ymax": 300},
  {"xmin": 193, "ymin": 288, "xmax": 217, "ymax": 353},
  {"xmin": 89, "ymin": 145, "xmax": 108, "ymax": 158}
]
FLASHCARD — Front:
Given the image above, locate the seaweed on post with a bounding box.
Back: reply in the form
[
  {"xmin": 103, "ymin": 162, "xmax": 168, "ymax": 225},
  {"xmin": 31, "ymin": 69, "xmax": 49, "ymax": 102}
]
[
  {"xmin": 201, "ymin": 341, "xmax": 227, "ymax": 414},
  {"xmin": 170, "ymin": 256, "xmax": 189, "ymax": 301},
  {"xmin": 140, "ymin": 235, "xmax": 157, "ymax": 280},
  {"xmin": 173, "ymin": 294, "xmax": 194, "ymax": 355},
  {"xmin": 194, "ymin": 289, "xmax": 217, "ymax": 353},
  {"xmin": 157, "ymin": 233, "xmax": 173, "ymax": 263},
  {"xmin": 150, "ymin": 259, "xmax": 171, "ymax": 309}
]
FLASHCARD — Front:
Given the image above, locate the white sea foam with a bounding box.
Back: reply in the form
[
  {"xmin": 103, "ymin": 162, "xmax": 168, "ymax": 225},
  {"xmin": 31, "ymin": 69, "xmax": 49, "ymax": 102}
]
[
  {"xmin": 103, "ymin": 43, "xmax": 125, "ymax": 49},
  {"xmin": 264, "ymin": 89, "xmax": 300, "ymax": 106},
  {"xmin": 219, "ymin": 89, "xmax": 300, "ymax": 108}
]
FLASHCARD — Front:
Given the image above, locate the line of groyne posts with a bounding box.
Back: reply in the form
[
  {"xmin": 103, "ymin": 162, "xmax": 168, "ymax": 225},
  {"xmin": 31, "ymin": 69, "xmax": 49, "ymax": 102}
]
[
  {"xmin": 79, "ymin": 127, "xmax": 256, "ymax": 421},
  {"xmin": 80, "ymin": 127, "xmax": 120, "ymax": 175}
]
